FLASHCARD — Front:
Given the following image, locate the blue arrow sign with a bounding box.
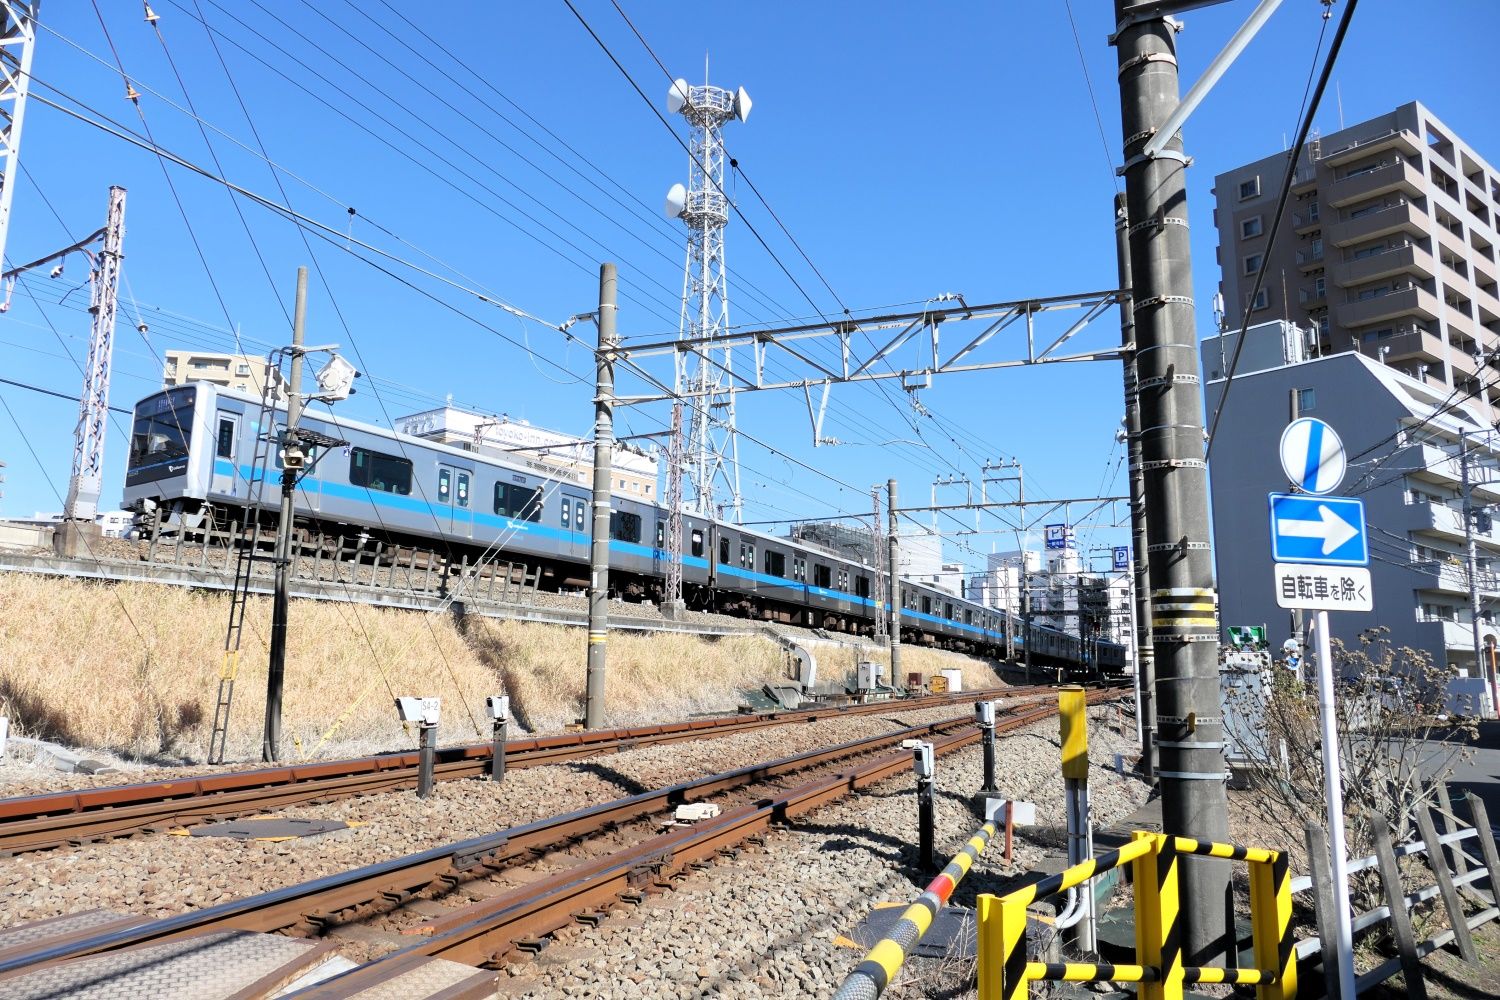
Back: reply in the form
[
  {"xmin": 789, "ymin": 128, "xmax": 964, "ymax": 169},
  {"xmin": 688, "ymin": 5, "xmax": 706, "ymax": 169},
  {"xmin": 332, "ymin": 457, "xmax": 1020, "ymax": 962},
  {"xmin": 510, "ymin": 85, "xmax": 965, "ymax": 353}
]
[{"xmin": 1268, "ymin": 493, "xmax": 1368, "ymax": 566}]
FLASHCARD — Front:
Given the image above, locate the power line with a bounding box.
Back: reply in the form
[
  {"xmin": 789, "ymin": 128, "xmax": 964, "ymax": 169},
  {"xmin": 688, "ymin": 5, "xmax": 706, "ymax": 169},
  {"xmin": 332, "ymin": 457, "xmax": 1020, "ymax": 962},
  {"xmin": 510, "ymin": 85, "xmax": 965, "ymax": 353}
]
[{"xmin": 1205, "ymin": 0, "xmax": 1358, "ymax": 455}]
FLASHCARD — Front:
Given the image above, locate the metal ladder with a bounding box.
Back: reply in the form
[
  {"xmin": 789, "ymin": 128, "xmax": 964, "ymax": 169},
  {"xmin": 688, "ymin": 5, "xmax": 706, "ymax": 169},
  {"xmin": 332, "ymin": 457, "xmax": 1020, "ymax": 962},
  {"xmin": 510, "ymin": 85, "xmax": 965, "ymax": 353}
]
[{"xmin": 207, "ymin": 356, "xmax": 284, "ymax": 764}]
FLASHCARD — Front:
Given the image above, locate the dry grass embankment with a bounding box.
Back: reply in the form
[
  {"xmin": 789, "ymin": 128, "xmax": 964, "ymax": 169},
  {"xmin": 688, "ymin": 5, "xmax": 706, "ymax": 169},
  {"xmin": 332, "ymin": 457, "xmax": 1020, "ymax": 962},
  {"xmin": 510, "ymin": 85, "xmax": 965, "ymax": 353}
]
[{"xmin": 0, "ymin": 575, "xmax": 1006, "ymax": 763}]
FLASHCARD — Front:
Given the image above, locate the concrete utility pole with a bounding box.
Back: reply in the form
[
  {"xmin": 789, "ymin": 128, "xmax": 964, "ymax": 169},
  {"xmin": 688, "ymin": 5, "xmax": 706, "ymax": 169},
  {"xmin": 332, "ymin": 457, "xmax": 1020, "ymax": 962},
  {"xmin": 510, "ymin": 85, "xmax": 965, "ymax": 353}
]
[
  {"xmin": 887, "ymin": 478, "xmax": 902, "ymax": 682},
  {"xmin": 263, "ymin": 266, "xmax": 307, "ymax": 763},
  {"xmin": 584, "ymin": 262, "xmax": 618, "ymax": 729},
  {"xmin": 1462, "ymin": 432, "xmax": 1487, "ymax": 699},
  {"xmin": 1113, "ymin": 3, "xmax": 1231, "ymax": 963},
  {"xmin": 871, "ymin": 484, "xmax": 887, "ymax": 641},
  {"xmin": 1114, "ymin": 191, "xmax": 1157, "ymax": 781},
  {"xmin": 58, "ymin": 185, "xmax": 126, "ymax": 557}
]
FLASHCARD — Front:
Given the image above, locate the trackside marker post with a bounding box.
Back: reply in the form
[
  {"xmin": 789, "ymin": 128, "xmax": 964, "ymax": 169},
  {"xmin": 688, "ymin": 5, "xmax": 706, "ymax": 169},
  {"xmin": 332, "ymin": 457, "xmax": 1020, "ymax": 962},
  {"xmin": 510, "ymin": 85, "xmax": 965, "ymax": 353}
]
[
  {"xmin": 395, "ymin": 697, "xmax": 441, "ymax": 799},
  {"xmin": 485, "ymin": 695, "xmax": 509, "ymax": 783}
]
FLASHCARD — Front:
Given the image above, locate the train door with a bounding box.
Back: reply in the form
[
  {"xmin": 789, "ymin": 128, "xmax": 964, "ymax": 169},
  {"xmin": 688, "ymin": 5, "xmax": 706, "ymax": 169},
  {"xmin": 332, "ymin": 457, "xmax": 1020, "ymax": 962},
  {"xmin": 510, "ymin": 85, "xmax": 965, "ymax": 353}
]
[
  {"xmin": 560, "ymin": 489, "xmax": 589, "ymax": 561},
  {"xmin": 210, "ymin": 410, "xmax": 239, "ymax": 496},
  {"xmin": 436, "ymin": 463, "xmax": 473, "ymax": 539}
]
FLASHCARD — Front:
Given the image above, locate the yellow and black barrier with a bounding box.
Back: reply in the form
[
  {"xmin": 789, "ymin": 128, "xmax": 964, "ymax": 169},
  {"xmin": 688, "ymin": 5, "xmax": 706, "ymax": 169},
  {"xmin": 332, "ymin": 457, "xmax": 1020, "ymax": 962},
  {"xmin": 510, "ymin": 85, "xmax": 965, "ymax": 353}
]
[
  {"xmin": 977, "ymin": 831, "xmax": 1295, "ymax": 1000},
  {"xmin": 831, "ymin": 818, "xmax": 1002, "ymax": 1000}
]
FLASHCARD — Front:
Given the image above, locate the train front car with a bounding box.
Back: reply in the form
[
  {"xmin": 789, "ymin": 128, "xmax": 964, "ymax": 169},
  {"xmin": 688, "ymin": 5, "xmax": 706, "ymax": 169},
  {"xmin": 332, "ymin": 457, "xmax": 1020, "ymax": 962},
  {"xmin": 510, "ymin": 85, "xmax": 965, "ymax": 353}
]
[{"xmin": 123, "ymin": 383, "xmax": 213, "ymax": 529}]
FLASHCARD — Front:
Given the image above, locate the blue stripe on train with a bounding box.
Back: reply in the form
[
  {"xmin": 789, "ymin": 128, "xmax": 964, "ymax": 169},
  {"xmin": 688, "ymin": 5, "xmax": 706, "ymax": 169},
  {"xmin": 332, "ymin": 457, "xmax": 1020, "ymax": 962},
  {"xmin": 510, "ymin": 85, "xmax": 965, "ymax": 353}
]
[{"xmin": 211, "ymin": 459, "xmax": 1018, "ymax": 643}]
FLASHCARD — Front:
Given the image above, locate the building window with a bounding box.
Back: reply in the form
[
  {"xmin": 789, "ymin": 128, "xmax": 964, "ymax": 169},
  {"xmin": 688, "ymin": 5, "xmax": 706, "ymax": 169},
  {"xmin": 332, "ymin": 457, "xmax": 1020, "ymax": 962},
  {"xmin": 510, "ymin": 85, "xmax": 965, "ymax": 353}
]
[
  {"xmin": 1313, "ymin": 276, "xmax": 1326, "ymax": 298},
  {"xmin": 1244, "ymin": 253, "xmax": 1263, "ymax": 275},
  {"xmin": 236, "ymin": 364, "xmax": 250, "ymax": 376},
  {"xmin": 1238, "ymin": 176, "xmax": 1261, "ymax": 200},
  {"xmin": 1240, "ymin": 216, "xmax": 1263, "ymax": 238},
  {"xmin": 1296, "ymin": 388, "xmax": 1316, "ymax": 412},
  {"xmin": 1353, "ymin": 241, "xmax": 1387, "ymax": 260},
  {"xmin": 1250, "ymin": 288, "xmax": 1269, "ymax": 311},
  {"xmin": 1307, "ymin": 200, "xmax": 1319, "ymax": 222}
]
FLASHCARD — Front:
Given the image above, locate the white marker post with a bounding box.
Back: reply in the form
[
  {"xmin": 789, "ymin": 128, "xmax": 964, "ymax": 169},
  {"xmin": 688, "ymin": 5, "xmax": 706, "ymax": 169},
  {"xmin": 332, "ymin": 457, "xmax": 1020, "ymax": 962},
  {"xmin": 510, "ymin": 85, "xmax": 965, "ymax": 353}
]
[{"xmin": 1313, "ymin": 612, "xmax": 1355, "ymax": 1000}]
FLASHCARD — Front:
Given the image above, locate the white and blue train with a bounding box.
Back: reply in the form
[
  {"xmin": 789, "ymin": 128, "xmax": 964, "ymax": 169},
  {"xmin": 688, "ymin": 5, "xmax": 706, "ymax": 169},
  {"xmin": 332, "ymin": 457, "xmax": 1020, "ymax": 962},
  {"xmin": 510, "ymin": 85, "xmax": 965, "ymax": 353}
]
[{"xmin": 122, "ymin": 381, "xmax": 1125, "ymax": 673}]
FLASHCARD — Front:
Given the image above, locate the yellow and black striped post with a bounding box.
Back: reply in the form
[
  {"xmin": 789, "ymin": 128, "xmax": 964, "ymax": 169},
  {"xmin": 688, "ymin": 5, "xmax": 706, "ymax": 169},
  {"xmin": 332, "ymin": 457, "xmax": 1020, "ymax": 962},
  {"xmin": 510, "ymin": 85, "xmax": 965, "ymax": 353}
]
[
  {"xmin": 1059, "ymin": 685, "xmax": 1089, "ymax": 782},
  {"xmin": 976, "ymin": 893, "xmax": 1035, "ymax": 1000},
  {"xmin": 1249, "ymin": 850, "xmax": 1296, "ymax": 1000},
  {"xmin": 1132, "ymin": 831, "xmax": 1183, "ymax": 1000}
]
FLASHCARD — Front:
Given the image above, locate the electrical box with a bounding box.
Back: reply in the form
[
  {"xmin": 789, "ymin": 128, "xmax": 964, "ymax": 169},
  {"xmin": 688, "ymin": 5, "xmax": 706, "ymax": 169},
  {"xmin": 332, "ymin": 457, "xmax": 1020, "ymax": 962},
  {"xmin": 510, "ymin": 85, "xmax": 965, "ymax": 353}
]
[
  {"xmin": 940, "ymin": 668, "xmax": 964, "ymax": 693},
  {"xmin": 857, "ymin": 661, "xmax": 884, "ymax": 691},
  {"xmin": 929, "ymin": 674, "xmax": 949, "ymax": 694}
]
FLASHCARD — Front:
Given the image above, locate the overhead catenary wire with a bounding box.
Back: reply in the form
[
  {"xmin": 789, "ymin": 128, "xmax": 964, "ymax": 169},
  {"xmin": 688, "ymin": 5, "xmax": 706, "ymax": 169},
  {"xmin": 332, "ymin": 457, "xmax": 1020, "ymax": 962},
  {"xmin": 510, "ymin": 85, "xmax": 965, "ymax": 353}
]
[{"xmin": 1205, "ymin": 0, "xmax": 1358, "ymax": 456}]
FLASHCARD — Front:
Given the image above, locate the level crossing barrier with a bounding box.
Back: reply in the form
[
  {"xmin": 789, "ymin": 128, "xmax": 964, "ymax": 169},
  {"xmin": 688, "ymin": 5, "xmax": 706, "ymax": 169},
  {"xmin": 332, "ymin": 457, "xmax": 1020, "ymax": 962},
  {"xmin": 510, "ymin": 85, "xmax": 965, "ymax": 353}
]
[
  {"xmin": 976, "ymin": 830, "xmax": 1295, "ymax": 1000},
  {"xmin": 831, "ymin": 817, "xmax": 1002, "ymax": 1000}
]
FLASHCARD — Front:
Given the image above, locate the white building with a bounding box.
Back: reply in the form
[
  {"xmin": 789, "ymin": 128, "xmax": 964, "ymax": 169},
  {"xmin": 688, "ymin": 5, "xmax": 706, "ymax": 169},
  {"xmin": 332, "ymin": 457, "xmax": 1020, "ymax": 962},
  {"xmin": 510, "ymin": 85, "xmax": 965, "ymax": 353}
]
[{"xmin": 393, "ymin": 406, "xmax": 659, "ymax": 500}]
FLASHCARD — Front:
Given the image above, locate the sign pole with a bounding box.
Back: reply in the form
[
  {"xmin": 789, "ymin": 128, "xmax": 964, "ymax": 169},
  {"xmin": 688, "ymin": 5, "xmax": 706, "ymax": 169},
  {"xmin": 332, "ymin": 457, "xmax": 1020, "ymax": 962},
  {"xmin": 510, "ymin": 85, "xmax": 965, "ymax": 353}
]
[{"xmin": 1314, "ymin": 608, "xmax": 1356, "ymax": 999}]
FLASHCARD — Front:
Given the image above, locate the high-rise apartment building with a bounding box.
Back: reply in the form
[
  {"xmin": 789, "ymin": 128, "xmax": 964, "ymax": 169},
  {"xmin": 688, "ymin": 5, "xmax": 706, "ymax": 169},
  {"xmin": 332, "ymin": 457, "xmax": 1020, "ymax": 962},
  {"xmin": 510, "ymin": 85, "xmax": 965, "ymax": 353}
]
[
  {"xmin": 1213, "ymin": 102, "xmax": 1500, "ymax": 412},
  {"xmin": 162, "ymin": 350, "xmax": 287, "ymax": 404}
]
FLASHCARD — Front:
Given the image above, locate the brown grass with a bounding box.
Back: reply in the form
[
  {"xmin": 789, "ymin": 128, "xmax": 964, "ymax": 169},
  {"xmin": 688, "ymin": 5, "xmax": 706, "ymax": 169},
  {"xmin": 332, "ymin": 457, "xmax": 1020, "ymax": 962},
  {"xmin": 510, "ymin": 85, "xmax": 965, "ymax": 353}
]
[{"xmin": 1, "ymin": 575, "xmax": 1005, "ymax": 762}]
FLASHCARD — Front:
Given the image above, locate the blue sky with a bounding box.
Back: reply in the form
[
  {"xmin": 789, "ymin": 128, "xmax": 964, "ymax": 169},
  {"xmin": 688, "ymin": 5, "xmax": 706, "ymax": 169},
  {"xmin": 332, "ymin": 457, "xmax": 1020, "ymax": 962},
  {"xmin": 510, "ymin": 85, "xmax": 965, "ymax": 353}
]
[{"xmin": 2, "ymin": 1, "xmax": 1496, "ymax": 576}]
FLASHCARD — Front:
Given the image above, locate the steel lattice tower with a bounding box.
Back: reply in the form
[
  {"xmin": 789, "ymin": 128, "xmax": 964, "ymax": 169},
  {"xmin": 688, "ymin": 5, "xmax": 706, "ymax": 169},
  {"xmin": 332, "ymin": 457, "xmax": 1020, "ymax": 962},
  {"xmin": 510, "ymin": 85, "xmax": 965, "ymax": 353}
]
[
  {"xmin": 64, "ymin": 186, "xmax": 126, "ymax": 523},
  {"xmin": 0, "ymin": 2, "xmax": 39, "ymax": 274},
  {"xmin": 665, "ymin": 74, "xmax": 750, "ymax": 522}
]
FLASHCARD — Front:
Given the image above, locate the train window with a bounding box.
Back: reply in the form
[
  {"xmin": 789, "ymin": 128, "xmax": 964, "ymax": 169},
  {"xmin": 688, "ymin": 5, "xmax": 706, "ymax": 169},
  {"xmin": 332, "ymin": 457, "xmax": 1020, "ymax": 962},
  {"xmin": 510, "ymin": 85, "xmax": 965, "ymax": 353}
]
[
  {"xmin": 609, "ymin": 510, "xmax": 641, "ymax": 542},
  {"xmin": 740, "ymin": 543, "xmax": 755, "ymax": 569},
  {"xmin": 764, "ymin": 550, "xmax": 785, "ymax": 577},
  {"xmin": 922, "ymin": 596, "xmax": 932, "ymax": 614},
  {"xmin": 691, "ymin": 530, "xmax": 704, "ymax": 557},
  {"xmin": 965, "ymin": 609, "xmax": 974, "ymax": 625},
  {"xmin": 945, "ymin": 602, "xmax": 954, "ymax": 620},
  {"xmin": 574, "ymin": 500, "xmax": 585, "ymax": 530},
  {"xmin": 855, "ymin": 575, "xmax": 870, "ymax": 598},
  {"xmin": 438, "ymin": 469, "xmax": 451, "ymax": 502},
  {"xmin": 792, "ymin": 556, "xmax": 806, "ymax": 582},
  {"xmin": 719, "ymin": 537, "xmax": 731, "ymax": 564},
  {"xmin": 494, "ymin": 483, "xmax": 542, "ymax": 521},
  {"xmin": 560, "ymin": 500, "xmax": 571, "ymax": 527},
  {"xmin": 456, "ymin": 472, "xmax": 470, "ymax": 508},
  {"xmin": 837, "ymin": 570, "xmax": 849, "ymax": 590},
  {"xmin": 813, "ymin": 564, "xmax": 832, "ymax": 588},
  {"xmin": 656, "ymin": 521, "xmax": 666, "ymax": 548},
  {"xmin": 130, "ymin": 392, "xmax": 195, "ymax": 468},
  {"xmin": 350, "ymin": 448, "xmax": 413, "ymax": 495},
  {"xmin": 215, "ymin": 416, "xmax": 236, "ymax": 459}
]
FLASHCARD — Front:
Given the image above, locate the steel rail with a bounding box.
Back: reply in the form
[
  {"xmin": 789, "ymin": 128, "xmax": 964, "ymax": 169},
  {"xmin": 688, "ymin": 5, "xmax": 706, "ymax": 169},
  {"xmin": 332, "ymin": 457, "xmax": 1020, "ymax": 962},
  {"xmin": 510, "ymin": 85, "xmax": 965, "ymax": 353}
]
[
  {"xmin": 0, "ymin": 686, "xmax": 1044, "ymax": 855},
  {"xmin": 0, "ymin": 700, "xmax": 1062, "ymax": 979},
  {"xmin": 396, "ymin": 694, "xmax": 1120, "ymax": 969}
]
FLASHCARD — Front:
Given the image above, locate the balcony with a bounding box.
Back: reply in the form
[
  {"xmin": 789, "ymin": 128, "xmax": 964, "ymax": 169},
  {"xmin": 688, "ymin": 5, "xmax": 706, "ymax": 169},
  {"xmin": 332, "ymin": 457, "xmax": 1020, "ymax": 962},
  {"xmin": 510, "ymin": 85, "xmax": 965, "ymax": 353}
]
[
  {"xmin": 1326, "ymin": 201, "xmax": 1426, "ymax": 247},
  {"xmin": 1296, "ymin": 246, "xmax": 1325, "ymax": 271},
  {"xmin": 1333, "ymin": 242, "xmax": 1434, "ymax": 286},
  {"xmin": 1292, "ymin": 210, "xmax": 1323, "ymax": 234},
  {"xmin": 1326, "ymin": 159, "xmax": 1425, "ymax": 208},
  {"xmin": 1337, "ymin": 285, "xmax": 1441, "ymax": 328},
  {"xmin": 1321, "ymin": 128, "xmax": 1422, "ymax": 167},
  {"xmin": 1299, "ymin": 285, "xmax": 1327, "ymax": 308},
  {"xmin": 1415, "ymin": 618, "xmax": 1479, "ymax": 654}
]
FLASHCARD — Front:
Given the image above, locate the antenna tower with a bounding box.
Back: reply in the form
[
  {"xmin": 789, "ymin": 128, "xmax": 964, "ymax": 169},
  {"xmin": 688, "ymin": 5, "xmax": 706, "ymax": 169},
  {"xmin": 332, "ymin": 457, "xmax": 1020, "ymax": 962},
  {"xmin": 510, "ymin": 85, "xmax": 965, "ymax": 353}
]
[{"xmin": 662, "ymin": 69, "xmax": 751, "ymax": 523}]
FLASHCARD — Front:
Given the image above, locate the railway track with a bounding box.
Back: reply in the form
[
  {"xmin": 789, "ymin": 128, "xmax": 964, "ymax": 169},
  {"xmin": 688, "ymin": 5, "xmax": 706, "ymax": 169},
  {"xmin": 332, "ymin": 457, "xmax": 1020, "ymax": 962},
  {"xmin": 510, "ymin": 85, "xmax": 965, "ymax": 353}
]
[
  {"xmin": 0, "ymin": 688, "xmax": 1125, "ymax": 993},
  {"xmin": 0, "ymin": 685, "xmax": 1051, "ymax": 855}
]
